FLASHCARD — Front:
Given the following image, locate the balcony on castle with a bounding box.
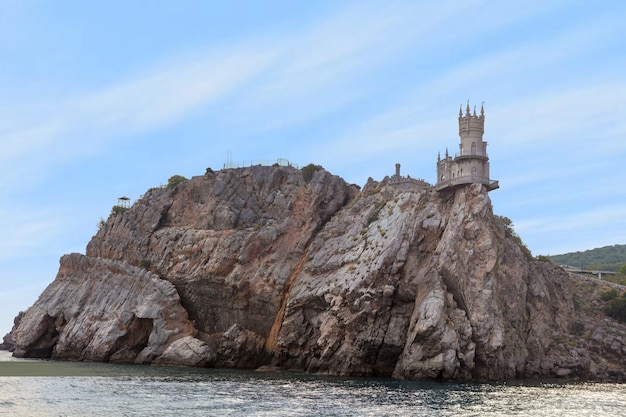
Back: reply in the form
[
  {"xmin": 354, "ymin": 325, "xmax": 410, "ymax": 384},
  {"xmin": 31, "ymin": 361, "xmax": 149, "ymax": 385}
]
[
  {"xmin": 454, "ymin": 152, "xmax": 488, "ymax": 160},
  {"xmin": 435, "ymin": 175, "xmax": 499, "ymax": 192}
]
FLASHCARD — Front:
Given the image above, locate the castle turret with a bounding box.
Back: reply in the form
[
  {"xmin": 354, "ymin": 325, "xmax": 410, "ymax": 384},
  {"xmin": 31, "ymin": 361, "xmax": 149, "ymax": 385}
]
[
  {"xmin": 458, "ymin": 101, "xmax": 487, "ymax": 158},
  {"xmin": 436, "ymin": 102, "xmax": 498, "ymax": 192}
]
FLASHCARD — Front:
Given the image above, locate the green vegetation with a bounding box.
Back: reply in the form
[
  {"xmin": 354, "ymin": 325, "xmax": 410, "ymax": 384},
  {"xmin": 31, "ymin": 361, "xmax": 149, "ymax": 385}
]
[
  {"xmin": 599, "ymin": 287, "xmax": 619, "ymax": 302},
  {"xmin": 549, "ymin": 244, "xmax": 626, "ymax": 271},
  {"xmin": 547, "ymin": 244, "xmax": 626, "ymax": 286},
  {"xmin": 496, "ymin": 215, "xmax": 532, "ymax": 260},
  {"xmin": 301, "ymin": 163, "xmax": 323, "ymax": 183},
  {"xmin": 605, "ymin": 291, "xmax": 626, "ymax": 323},
  {"xmin": 139, "ymin": 259, "xmax": 152, "ymax": 271},
  {"xmin": 604, "ymin": 273, "xmax": 625, "ymax": 286},
  {"xmin": 167, "ymin": 175, "xmax": 188, "ymax": 189},
  {"xmin": 366, "ymin": 205, "xmax": 381, "ymax": 226},
  {"xmin": 110, "ymin": 205, "xmax": 128, "ymax": 216},
  {"xmin": 535, "ymin": 255, "xmax": 554, "ymax": 264}
]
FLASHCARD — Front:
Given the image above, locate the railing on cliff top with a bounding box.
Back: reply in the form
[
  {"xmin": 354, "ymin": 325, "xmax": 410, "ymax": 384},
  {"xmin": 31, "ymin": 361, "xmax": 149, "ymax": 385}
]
[{"xmin": 223, "ymin": 158, "xmax": 299, "ymax": 170}]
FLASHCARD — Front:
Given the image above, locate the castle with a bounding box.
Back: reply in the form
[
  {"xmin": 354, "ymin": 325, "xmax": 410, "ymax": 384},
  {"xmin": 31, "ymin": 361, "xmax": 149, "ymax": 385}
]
[{"xmin": 435, "ymin": 102, "xmax": 499, "ymax": 192}]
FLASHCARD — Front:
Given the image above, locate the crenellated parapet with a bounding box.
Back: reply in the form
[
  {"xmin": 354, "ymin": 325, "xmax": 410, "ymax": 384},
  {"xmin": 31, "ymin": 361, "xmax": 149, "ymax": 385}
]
[{"xmin": 458, "ymin": 101, "xmax": 485, "ymax": 136}]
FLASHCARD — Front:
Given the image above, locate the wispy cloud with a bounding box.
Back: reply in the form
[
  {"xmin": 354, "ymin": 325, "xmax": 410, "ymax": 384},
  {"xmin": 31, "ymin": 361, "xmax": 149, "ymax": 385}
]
[
  {"xmin": 516, "ymin": 204, "xmax": 626, "ymax": 254},
  {"xmin": 491, "ymin": 82, "xmax": 626, "ymax": 146},
  {"xmin": 287, "ymin": 2, "xmax": 625, "ymax": 174},
  {"xmin": 0, "ymin": 44, "xmax": 278, "ymax": 192},
  {"xmin": 74, "ymin": 47, "xmax": 277, "ymax": 133},
  {"xmin": 230, "ymin": 1, "xmax": 495, "ymax": 132},
  {"xmin": 0, "ymin": 205, "xmax": 67, "ymax": 261}
]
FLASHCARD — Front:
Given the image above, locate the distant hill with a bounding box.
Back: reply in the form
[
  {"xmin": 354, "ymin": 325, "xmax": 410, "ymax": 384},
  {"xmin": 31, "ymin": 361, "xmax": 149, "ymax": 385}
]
[{"xmin": 549, "ymin": 244, "xmax": 626, "ymax": 271}]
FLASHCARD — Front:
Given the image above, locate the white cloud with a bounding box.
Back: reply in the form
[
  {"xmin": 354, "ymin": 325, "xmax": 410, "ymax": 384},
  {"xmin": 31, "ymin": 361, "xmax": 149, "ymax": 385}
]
[
  {"xmin": 0, "ymin": 206, "xmax": 67, "ymax": 261},
  {"xmin": 0, "ymin": 44, "xmax": 279, "ymax": 193},
  {"xmin": 516, "ymin": 204, "xmax": 626, "ymax": 239},
  {"xmin": 74, "ymin": 47, "xmax": 277, "ymax": 133},
  {"xmin": 491, "ymin": 82, "xmax": 626, "ymax": 146},
  {"xmin": 231, "ymin": 1, "xmax": 495, "ymax": 132}
]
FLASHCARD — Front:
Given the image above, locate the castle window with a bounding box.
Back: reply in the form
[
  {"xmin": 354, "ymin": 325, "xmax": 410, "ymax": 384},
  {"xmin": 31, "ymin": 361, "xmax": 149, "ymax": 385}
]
[
  {"xmin": 471, "ymin": 142, "xmax": 476, "ymax": 155},
  {"xmin": 471, "ymin": 167, "xmax": 477, "ymax": 179}
]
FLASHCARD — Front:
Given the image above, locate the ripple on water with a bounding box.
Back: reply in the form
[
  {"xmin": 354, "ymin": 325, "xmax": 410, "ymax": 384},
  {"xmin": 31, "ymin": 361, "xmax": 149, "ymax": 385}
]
[{"xmin": 0, "ymin": 353, "xmax": 624, "ymax": 416}]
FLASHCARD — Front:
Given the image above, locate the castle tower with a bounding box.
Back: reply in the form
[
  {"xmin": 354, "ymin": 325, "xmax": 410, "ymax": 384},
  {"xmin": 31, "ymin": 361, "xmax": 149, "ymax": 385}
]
[{"xmin": 436, "ymin": 102, "xmax": 499, "ymax": 192}]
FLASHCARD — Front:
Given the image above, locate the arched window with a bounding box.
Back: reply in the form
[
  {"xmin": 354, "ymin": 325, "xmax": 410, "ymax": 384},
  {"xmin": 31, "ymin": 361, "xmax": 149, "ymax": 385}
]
[
  {"xmin": 471, "ymin": 167, "xmax": 477, "ymax": 179},
  {"xmin": 471, "ymin": 142, "xmax": 476, "ymax": 155}
]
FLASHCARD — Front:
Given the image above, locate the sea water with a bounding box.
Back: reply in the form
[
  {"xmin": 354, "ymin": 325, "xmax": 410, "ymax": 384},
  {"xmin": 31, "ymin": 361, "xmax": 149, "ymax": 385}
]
[{"xmin": 0, "ymin": 351, "xmax": 624, "ymax": 416}]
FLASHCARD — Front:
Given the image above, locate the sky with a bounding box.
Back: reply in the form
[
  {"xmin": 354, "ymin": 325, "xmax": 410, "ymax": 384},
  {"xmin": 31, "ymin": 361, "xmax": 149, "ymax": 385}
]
[{"xmin": 1, "ymin": 0, "xmax": 625, "ymax": 336}]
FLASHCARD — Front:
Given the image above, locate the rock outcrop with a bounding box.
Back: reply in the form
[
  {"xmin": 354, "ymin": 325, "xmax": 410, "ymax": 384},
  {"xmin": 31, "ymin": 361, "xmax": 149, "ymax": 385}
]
[{"xmin": 5, "ymin": 165, "xmax": 626, "ymax": 381}]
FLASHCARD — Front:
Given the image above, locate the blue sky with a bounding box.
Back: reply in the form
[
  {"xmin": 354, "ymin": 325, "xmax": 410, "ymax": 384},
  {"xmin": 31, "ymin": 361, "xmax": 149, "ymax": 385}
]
[{"xmin": 1, "ymin": 0, "xmax": 625, "ymax": 336}]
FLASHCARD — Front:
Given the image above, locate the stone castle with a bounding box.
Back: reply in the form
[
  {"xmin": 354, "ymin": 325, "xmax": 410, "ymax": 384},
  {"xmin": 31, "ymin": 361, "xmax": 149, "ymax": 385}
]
[{"xmin": 435, "ymin": 102, "xmax": 499, "ymax": 192}]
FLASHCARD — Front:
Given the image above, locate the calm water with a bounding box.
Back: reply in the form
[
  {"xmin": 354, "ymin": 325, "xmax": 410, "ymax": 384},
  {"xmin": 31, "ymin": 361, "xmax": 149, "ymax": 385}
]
[{"xmin": 0, "ymin": 351, "xmax": 624, "ymax": 416}]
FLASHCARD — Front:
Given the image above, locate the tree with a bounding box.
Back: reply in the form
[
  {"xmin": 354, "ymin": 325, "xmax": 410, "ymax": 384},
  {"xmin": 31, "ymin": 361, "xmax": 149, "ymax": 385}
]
[
  {"xmin": 301, "ymin": 164, "xmax": 323, "ymax": 183},
  {"xmin": 496, "ymin": 215, "xmax": 532, "ymax": 260},
  {"xmin": 167, "ymin": 175, "xmax": 187, "ymax": 189}
]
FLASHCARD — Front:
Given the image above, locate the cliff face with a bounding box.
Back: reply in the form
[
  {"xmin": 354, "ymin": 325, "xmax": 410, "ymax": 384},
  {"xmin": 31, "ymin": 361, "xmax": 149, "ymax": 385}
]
[{"xmin": 7, "ymin": 166, "xmax": 626, "ymax": 380}]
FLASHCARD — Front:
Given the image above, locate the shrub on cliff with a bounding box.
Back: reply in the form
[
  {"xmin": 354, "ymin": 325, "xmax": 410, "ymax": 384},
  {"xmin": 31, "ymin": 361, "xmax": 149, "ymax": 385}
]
[
  {"xmin": 600, "ymin": 287, "xmax": 619, "ymax": 302},
  {"xmin": 301, "ymin": 164, "xmax": 323, "ymax": 183},
  {"xmin": 605, "ymin": 291, "xmax": 626, "ymax": 323},
  {"xmin": 110, "ymin": 205, "xmax": 128, "ymax": 216},
  {"xmin": 497, "ymin": 215, "xmax": 533, "ymax": 260},
  {"xmin": 167, "ymin": 175, "xmax": 187, "ymax": 189}
]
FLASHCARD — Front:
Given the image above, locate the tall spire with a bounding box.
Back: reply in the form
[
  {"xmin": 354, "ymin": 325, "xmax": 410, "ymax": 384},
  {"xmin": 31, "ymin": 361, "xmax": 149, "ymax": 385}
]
[
  {"xmin": 459, "ymin": 104, "xmax": 463, "ymax": 117},
  {"xmin": 480, "ymin": 101, "xmax": 485, "ymax": 117},
  {"xmin": 445, "ymin": 147, "xmax": 449, "ymax": 158},
  {"xmin": 466, "ymin": 100, "xmax": 470, "ymax": 116},
  {"xmin": 473, "ymin": 105, "xmax": 477, "ymax": 116},
  {"xmin": 437, "ymin": 151, "xmax": 441, "ymax": 161}
]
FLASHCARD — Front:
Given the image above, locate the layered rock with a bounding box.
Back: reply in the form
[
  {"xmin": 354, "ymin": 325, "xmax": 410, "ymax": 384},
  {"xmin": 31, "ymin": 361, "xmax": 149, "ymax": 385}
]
[
  {"xmin": 6, "ymin": 165, "xmax": 626, "ymax": 380},
  {"xmin": 11, "ymin": 254, "xmax": 195, "ymax": 363}
]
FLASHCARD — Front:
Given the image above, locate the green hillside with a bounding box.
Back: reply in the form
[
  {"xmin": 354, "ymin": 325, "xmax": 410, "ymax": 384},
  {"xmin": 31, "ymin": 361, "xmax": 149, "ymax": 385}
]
[{"xmin": 549, "ymin": 244, "xmax": 626, "ymax": 272}]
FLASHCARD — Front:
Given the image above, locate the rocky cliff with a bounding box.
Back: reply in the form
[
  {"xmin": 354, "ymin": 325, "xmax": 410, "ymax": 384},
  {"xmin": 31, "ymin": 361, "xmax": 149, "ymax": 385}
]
[{"xmin": 6, "ymin": 165, "xmax": 626, "ymax": 380}]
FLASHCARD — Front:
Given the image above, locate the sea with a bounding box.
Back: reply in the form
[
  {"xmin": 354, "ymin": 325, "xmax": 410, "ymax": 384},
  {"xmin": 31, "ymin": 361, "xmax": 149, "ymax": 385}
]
[{"xmin": 0, "ymin": 351, "xmax": 624, "ymax": 416}]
